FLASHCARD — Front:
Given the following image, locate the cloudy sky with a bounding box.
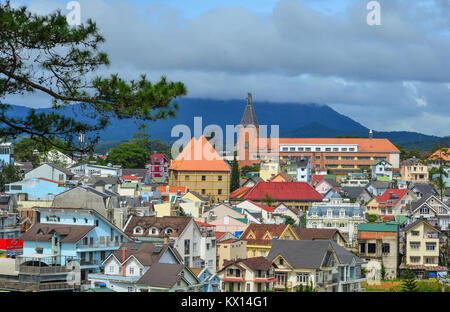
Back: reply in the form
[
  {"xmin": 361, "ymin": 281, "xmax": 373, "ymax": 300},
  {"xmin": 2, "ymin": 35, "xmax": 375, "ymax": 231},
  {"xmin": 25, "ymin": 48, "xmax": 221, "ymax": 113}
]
[{"xmin": 6, "ymin": 0, "xmax": 450, "ymax": 136}]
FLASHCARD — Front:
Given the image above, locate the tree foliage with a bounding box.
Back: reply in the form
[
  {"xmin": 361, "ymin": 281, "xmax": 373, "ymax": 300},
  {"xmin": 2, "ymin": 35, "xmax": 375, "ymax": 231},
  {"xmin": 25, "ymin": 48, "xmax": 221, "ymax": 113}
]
[
  {"xmin": 0, "ymin": 2, "xmax": 186, "ymax": 153},
  {"xmin": 106, "ymin": 142, "xmax": 150, "ymax": 168},
  {"xmin": 0, "ymin": 163, "xmax": 24, "ymax": 192},
  {"xmin": 128, "ymin": 132, "xmax": 172, "ymax": 158},
  {"xmin": 230, "ymin": 155, "xmax": 240, "ymax": 192},
  {"xmin": 401, "ymin": 268, "xmax": 418, "ymax": 292}
]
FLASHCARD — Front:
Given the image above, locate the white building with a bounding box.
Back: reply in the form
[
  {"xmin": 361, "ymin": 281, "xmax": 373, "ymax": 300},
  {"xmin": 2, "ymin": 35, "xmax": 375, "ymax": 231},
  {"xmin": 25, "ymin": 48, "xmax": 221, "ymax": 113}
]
[
  {"xmin": 306, "ymin": 197, "xmax": 366, "ymax": 247},
  {"xmin": 371, "ymin": 160, "xmax": 393, "ymax": 181},
  {"xmin": 70, "ymin": 163, "xmax": 122, "ymax": 177}
]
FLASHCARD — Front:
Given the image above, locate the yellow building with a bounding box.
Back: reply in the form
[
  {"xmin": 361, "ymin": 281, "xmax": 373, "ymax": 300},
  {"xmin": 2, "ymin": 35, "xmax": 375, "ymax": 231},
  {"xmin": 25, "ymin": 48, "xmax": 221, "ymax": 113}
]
[
  {"xmin": 259, "ymin": 157, "xmax": 280, "ymax": 181},
  {"xmin": 216, "ymin": 237, "xmax": 247, "ymax": 270},
  {"xmin": 169, "ymin": 136, "xmax": 231, "ymax": 202},
  {"xmin": 403, "ymin": 219, "xmax": 444, "ymax": 278},
  {"xmin": 400, "ymin": 157, "xmax": 429, "ymax": 183},
  {"xmin": 365, "ymin": 197, "xmax": 380, "ymax": 215},
  {"xmin": 239, "ymin": 224, "xmax": 300, "ymax": 258}
]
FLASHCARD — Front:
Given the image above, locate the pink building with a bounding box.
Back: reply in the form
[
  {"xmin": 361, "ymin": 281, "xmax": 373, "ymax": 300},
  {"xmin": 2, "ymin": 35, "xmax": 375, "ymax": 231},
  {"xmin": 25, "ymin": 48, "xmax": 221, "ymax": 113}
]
[{"xmin": 148, "ymin": 153, "xmax": 169, "ymax": 179}]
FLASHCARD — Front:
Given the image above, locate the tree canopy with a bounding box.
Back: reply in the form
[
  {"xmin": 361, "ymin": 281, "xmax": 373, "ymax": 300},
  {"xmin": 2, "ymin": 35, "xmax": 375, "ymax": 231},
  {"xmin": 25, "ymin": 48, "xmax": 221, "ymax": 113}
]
[
  {"xmin": 106, "ymin": 142, "xmax": 150, "ymax": 168},
  {"xmin": 0, "ymin": 2, "xmax": 186, "ymax": 153}
]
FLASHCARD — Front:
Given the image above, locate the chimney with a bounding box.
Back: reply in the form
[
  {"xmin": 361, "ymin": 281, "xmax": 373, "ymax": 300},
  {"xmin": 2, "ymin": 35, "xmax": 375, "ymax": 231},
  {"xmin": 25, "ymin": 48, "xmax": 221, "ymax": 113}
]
[
  {"xmin": 121, "ymin": 247, "xmax": 127, "ymax": 277},
  {"xmin": 164, "ymin": 234, "xmax": 169, "ymax": 245},
  {"xmin": 369, "ymin": 129, "xmax": 373, "ymax": 140}
]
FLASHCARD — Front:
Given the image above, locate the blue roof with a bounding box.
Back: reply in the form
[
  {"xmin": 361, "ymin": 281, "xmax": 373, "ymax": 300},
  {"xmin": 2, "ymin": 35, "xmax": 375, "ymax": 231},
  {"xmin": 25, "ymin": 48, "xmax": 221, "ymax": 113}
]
[{"xmin": 308, "ymin": 204, "xmax": 364, "ymax": 217}]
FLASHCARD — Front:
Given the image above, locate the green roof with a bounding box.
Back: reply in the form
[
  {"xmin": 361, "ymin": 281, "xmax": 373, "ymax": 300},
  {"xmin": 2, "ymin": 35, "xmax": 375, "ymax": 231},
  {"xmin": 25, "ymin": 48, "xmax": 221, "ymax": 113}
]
[
  {"xmin": 152, "ymin": 177, "xmax": 167, "ymax": 183},
  {"xmin": 229, "ymin": 216, "xmax": 248, "ymax": 224},
  {"xmin": 376, "ymin": 176, "xmax": 391, "ymax": 182},
  {"xmin": 357, "ymin": 222, "xmax": 398, "ymax": 232},
  {"xmin": 232, "ymin": 207, "xmax": 243, "ymax": 214},
  {"xmin": 395, "ymin": 216, "xmax": 408, "ymax": 225},
  {"xmin": 121, "ymin": 182, "xmax": 138, "ymax": 189},
  {"xmin": 85, "ymin": 287, "xmax": 116, "ymax": 292}
]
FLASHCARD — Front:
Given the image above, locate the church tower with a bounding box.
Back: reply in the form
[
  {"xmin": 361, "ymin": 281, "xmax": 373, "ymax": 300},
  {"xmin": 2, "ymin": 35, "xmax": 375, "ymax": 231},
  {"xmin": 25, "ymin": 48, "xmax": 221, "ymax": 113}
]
[{"xmin": 238, "ymin": 93, "xmax": 260, "ymax": 167}]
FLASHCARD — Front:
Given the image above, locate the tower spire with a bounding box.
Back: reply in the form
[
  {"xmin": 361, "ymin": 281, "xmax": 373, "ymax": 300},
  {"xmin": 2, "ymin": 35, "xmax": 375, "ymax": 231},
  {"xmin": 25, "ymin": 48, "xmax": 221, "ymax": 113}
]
[{"xmin": 240, "ymin": 92, "xmax": 259, "ymax": 127}]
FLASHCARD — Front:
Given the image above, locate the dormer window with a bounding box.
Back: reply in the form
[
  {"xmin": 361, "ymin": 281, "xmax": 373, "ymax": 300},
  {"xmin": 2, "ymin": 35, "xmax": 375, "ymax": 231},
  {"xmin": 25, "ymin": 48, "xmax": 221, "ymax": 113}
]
[
  {"xmin": 134, "ymin": 226, "xmax": 143, "ymax": 234},
  {"xmin": 150, "ymin": 227, "xmax": 159, "ymax": 235},
  {"xmin": 420, "ymin": 207, "xmax": 430, "ymax": 214},
  {"xmin": 339, "ymin": 209, "xmax": 345, "ymax": 218},
  {"xmin": 165, "ymin": 228, "xmax": 174, "ymax": 235}
]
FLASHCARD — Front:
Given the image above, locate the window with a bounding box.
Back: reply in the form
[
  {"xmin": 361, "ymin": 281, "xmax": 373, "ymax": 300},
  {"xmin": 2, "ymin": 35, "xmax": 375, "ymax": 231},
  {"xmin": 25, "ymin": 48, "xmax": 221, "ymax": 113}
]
[
  {"xmin": 130, "ymin": 267, "xmax": 135, "ymax": 275},
  {"xmin": 109, "ymin": 266, "xmax": 114, "ymax": 273},
  {"xmin": 73, "ymin": 217, "xmax": 77, "ymax": 223},
  {"xmin": 410, "ymin": 256, "xmax": 420, "ymax": 263},
  {"xmin": 339, "ymin": 210, "xmax": 345, "ymax": 218},
  {"xmin": 425, "ymin": 257, "xmax": 435, "ymax": 264},
  {"xmin": 279, "ymin": 258, "xmax": 284, "ymax": 265},
  {"xmin": 206, "ymin": 243, "xmax": 210, "ymax": 251},
  {"xmin": 128, "ymin": 287, "xmax": 133, "ymax": 292},
  {"xmin": 261, "ymin": 250, "xmax": 266, "ymax": 257},
  {"xmin": 327, "ymin": 209, "xmax": 333, "ymax": 218},
  {"xmin": 59, "ymin": 174, "xmax": 64, "ymax": 181},
  {"xmin": 202, "ymin": 176, "xmax": 206, "ymax": 181},
  {"xmin": 140, "ymin": 268, "xmax": 143, "ymax": 276},
  {"xmin": 297, "ymin": 273, "xmax": 308, "ymax": 283},
  {"xmin": 411, "ymin": 231, "xmax": 419, "ymax": 236},
  {"xmin": 218, "ymin": 189, "xmax": 222, "ymax": 195},
  {"xmin": 218, "ymin": 176, "xmax": 222, "ymax": 181},
  {"xmin": 208, "ymin": 260, "xmax": 213, "ymax": 267},
  {"xmin": 184, "ymin": 256, "xmax": 190, "ymax": 267},
  {"xmin": 246, "ymin": 283, "xmax": 251, "ymax": 292},
  {"xmin": 426, "ymin": 243, "xmax": 436, "ymax": 251},
  {"xmin": 193, "ymin": 242, "xmax": 198, "ymax": 253},
  {"xmin": 185, "ymin": 175, "xmax": 190, "ymax": 181},
  {"xmin": 95, "ymin": 220, "xmax": 99, "ymax": 227},
  {"xmin": 420, "ymin": 207, "xmax": 430, "ymax": 214},
  {"xmin": 368, "ymin": 243, "xmax": 376, "ymax": 254},
  {"xmin": 382, "ymin": 243, "xmax": 390, "ymax": 254},
  {"xmin": 201, "ymin": 189, "xmax": 206, "ymax": 195},
  {"xmin": 184, "ymin": 239, "xmax": 190, "ymax": 255},
  {"xmin": 252, "ymin": 250, "xmax": 256, "ymax": 256},
  {"xmin": 134, "ymin": 227, "xmax": 143, "ymax": 234},
  {"xmin": 410, "ymin": 242, "xmax": 420, "ymax": 249},
  {"xmin": 360, "ymin": 243, "xmax": 366, "ymax": 253}
]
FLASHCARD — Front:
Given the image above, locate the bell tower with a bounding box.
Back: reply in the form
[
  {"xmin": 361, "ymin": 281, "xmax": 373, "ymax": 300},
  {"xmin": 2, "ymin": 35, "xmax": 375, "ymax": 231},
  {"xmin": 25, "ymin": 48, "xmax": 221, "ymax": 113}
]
[{"xmin": 238, "ymin": 92, "xmax": 260, "ymax": 167}]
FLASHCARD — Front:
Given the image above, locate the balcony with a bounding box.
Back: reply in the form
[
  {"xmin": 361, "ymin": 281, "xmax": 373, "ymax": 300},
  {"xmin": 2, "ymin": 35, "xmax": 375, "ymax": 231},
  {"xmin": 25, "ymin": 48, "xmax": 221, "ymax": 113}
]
[
  {"xmin": 80, "ymin": 259, "xmax": 100, "ymax": 267},
  {"xmin": 19, "ymin": 265, "xmax": 70, "ymax": 275},
  {"xmin": 76, "ymin": 242, "xmax": 120, "ymax": 250},
  {"xmin": 0, "ymin": 280, "xmax": 79, "ymax": 292}
]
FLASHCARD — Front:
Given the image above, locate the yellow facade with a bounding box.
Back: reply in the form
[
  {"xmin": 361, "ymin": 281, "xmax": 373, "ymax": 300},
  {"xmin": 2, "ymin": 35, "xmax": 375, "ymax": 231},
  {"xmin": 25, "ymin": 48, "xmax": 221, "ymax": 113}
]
[
  {"xmin": 365, "ymin": 198, "xmax": 380, "ymax": 215},
  {"xmin": 401, "ymin": 163, "xmax": 429, "ymax": 183},
  {"xmin": 245, "ymin": 225, "xmax": 300, "ymax": 258},
  {"xmin": 405, "ymin": 221, "xmax": 440, "ymax": 267},
  {"xmin": 169, "ymin": 171, "xmax": 230, "ymax": 202}
]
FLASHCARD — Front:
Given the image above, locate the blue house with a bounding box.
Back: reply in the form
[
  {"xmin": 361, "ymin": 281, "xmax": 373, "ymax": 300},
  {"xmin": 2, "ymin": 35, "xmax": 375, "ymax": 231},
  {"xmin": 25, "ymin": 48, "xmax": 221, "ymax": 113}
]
[
  {"xmin": 20, "ymin": 207, "xmax": 133, "ymax": 281},
  {"xmin": 192, "ymin": 267, "xmax": 220, "ymax": 292},
  {"xmin": 5, "ymin": 177, "xmax": 70, "ymax": 200}
]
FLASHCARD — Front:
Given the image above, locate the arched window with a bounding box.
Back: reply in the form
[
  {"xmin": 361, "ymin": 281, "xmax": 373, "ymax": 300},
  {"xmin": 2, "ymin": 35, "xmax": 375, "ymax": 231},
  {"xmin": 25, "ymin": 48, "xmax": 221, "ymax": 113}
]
[
  {"xmin": 150, "ymin": 227, "xmax": 159, "ymax": 235},
  {"xmin": 134, "ymin": 226, "xmax": 143, "ymax": 234},
  {"xmin": 165, "ymin": 227, "xmax": 173, "ymax": 235}
]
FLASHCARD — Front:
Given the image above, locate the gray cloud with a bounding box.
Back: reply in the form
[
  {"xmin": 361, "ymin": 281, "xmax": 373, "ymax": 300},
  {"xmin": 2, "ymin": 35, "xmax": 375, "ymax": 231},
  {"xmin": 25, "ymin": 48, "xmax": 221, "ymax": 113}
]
[{"xmin": 5, "ymin": 0, "xmax": 450, "ymax": 137}]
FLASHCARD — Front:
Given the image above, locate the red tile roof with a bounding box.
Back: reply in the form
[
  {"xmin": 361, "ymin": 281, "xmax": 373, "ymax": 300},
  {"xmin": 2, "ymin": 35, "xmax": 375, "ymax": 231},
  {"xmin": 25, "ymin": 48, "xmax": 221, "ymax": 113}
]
[
  {"xmin": 169, "ymin": 136, "xmax": 231, "ymax": 172},
  {"xmin": 241, "ymin": 182, "xmax": 323, "ymax": 201},
  {"xmin": 230, "ymin": 187, "xmax": 251, "ymax": 199},
  {"xmin": 156, "ymin": 186, "xmax": 188, "ymax": 194},
  {"xmin": 428, "ymin": 148, "xmax": 450, "ymax": 162},
  {"xmin": 215, "ymin": 231, "xmax": 226, "ymax": 240},
  {"xmin": 122, "ymin": 175, "xmax": 141, "ymax": 180},
  {"xmin": 276, "ymin": 138, "xmax": 400, "ymax": 153},
  {"xmin": 195, "ymin": 221, "xmax": 216, "ymax": 227},
  {"xmin": 376, "ymin": 189, "xmax": 409, "ymax": 207},
  {"xmin": 311, "ymin": 175, "xmax": 324, "ymax": 186},
  {"xmin": 38, "ymin": 177, "xmax": 62, "ymax": 184},
  {"xmin": 240, "ymin": 224, "xmax": 288, "ymax": 246}
]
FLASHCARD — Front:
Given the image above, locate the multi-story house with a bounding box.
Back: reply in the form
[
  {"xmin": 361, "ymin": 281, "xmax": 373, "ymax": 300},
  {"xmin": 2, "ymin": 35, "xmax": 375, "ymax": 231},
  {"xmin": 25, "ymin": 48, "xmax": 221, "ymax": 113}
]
[
  {"xmin": 272, "ymin": 203, "xmax": 300, "ymax": 226},
  {"xmin": 285, "ymin": 156, "xmax": 311, "ymax": 183},
  {"xmin": 123, "ymin": 216, "xmax": 215, "ymax": 271},
  {"xmin": 409, "ymin": 183, "xmax": 439, "ymax": 199},
  {"xmin": 88, "ymin": 240, "xmax": 201, "ymax": 292},
  {"xmin": 24, "ymin": 162, "xmax": 74, "ymax": 183},
  {"xmin": 235, "ymin": 200, "xmax": 274, "ymax": 222},
  {"xmin": 201, "ymin": 203, "xmax": 244, "ymax": 223},
  {"xmin": 5, "ymin": 177, "xmax": 70, "ymax": 202},
  {"xmin": 371, "ymin": 160, "xmax": 393, "ymax": 181},
  {"xmin": 217, "ymin": 257, "xmax": 275, "ymax": 292},
  {"xmin": 402, "ymin": 219, "xmax": 446, "ymax": 279},
  {"xmin": 169, "ymin": 136, "xmax": 231, "ymax": 202},
  {"xmin": 0, "ymin": 194, "xmax": 20, "ymax": 240},
  {"xmin": 267, "ymin": 240, "xmax": 340, "ymax": 292},
  {"xmin": 148, "ymin": 153, "xmax": 169, "ymax": 179},
  {"xmin": 357, "ymin": 222, "xmax": 399, "ymax": 279},
  {"xmin": 230, "ymin": 182, "xmax": 323, "ymax": 212},
  {"xmin": 340, "ymin": 173, "xmax": 369, "ymax": 187},
  {"xmin": 239, "ymin": 224, "xmax": 300, "ymax": 258},
  {"xmin": 366, "ymin": 180, "xmax": 392, "ymax": 197},
  {"xmin": 216, "ymin": 234, "xmax": 247, "ymax": 270},
  {"xmin": 19, "ymin": 207, "xmax": 132, "ymax": 282},
  {"xmin": 259, "ymin": 156, "xmax": 281, "ymax": 181},
  {"xmin": 407, "ymin": 194, "xmax": 450, "ymax": 231},
  {"xmin": 195, "ymin": 221, "xmax": 217, "ymax": 273},
  {"xmin": 306, "ymin": 197, "xmax": 365, "ymax": 247},
  {"xmin": 376, "ymin": 189, "xmax": 418, "ymax": 217},
  {"xmin": 339, "ymin": 186, "xmax": 372, "ymax": 205},
  {"xmin": 401, "ymin": 157, "xmax": 429, "ymax": 183}
]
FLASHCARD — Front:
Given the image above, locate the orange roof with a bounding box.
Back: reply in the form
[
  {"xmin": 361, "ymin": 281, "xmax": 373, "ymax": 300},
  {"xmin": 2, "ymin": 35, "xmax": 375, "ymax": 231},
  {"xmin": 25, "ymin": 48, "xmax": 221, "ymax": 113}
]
[
  {"xmin": 156, "ymin": 186, "xmax": 187, "ymax": 194},
  {"xmin": 428, "ymin": 148, "xmax": 450, "ymax": 161},
  {"xmin": 261, "ymin": 138, "xmax": 399, "ymax": 153},
  {"xmin": 169, "ymin": 136, "xmax": 231, "ymax": 172},
  {"xmin": 230, "ymin": 187, "xmax": 251, "ymax": 198}
]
